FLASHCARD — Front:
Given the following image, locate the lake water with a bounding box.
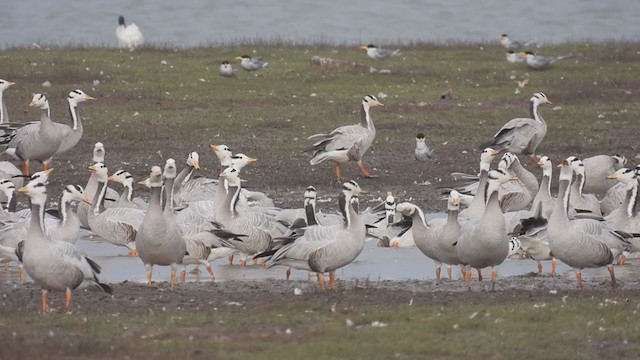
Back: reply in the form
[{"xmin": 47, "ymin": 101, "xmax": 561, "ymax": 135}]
[{"xmin": 1, "ymin": 0, "xmax": 639, "ymax": 49}]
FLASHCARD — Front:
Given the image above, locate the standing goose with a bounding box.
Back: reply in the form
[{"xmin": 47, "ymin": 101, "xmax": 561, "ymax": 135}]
[
  {"xmin": 530, "ymin": 156, "xmax": 555, "ymax": 219},
  {"xmin": 6, "ymin": 94, "xmax": 62, "ymax": 176},
  {"xmin": 484, "ymin": 92, "xmax": 552, "ymax": 163},
  {"xmin": 457, "ymin": 169, "xmax": 518, "ymax": 290},
  {"xmin": 433, "ymin": 191, "xmax": 464, "ymax": 281},
  {"xmin": 600, "ymin": 164, "xmax": 640, "ymax": 216},
  {"xmin": 135, "ymin": 165, "xmax": 187, "ymax": 289},
  {"xmin": 498, "ymin": 153, "xmax": 538, "ymax": 212},
  {"xmin": 17, "ymin": 170, "xmax": 111, "ymax": 312},
  {"xmin": 548, "ymin": 159, "xmax": 628, "ymax": 289},
  {"xmin": 87, "ymin": 163, "xmax": 145, "ymax": 256},
  {"xmin": 264, "ymin": 180, "xmax": 367, "ymax": 289},
  {"xmin": 582, "ymin": 154, "xmax": 626, "ymax": 196},
  {"xmin": 306, "ymin": 95, "xmax": 385, "ymax": 179},
  {"xmin": 116, "ymin": 15, "xmax": 144, "ymax": 49},
  {"xmin": 604, "ymin": 168, "xmax": 640, "ymax": 264},
  {"xmin": 78, "ymin": 142, "xmax": 118, "ymax": 229}
]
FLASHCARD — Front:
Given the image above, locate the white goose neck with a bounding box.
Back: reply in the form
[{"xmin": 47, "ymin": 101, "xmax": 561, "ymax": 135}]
[{"xmin": 68, "ymin": 99, "xmax": 79, "ymax": 130}]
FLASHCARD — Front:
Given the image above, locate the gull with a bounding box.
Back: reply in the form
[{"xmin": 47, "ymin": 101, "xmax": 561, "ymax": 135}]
[{"xmin": 359, "ymin": 44, "xmax": 400, "ymax": 60}]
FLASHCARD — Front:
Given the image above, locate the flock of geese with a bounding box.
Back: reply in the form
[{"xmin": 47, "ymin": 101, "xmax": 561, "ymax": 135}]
[{"xmin": 0, "ymin": 31, "xmax": 635, "ymax": 312}]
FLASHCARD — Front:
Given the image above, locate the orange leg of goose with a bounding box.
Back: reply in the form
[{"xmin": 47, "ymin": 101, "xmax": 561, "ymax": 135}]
[
  {"xmin": 551, "ymin": 259, "xmax": 557, "ymax": 277},
  {"xmin": 170, "ymin": 271, "xmax": 177, "ymax": 290},
  {"xmin": 607, "ymin": 265, "xmax": 617, "ymax": 288},
  {"xmin": 180, "ymin": 269, "xmax": 187, "ymax": 283},
  {"xmin": 435, "ymin": 267, "xmax": 441, "ymax": 285},
  {"xmin": 205, "ymin": 265, "xmax": 215, "ymax": 281},
  {"xmin": 477, "ymin": 269, "xmax": 483, "ymax": 281},
  {"xmin": 127, "ymin": 249, "xmax": 137, "ymax": 257},
  {"xmin": 317, "ymin": 273, "xmax": 326, "ymax": 289},
  {"xmin": 335, "ymin": 163, "xmax": 344, "ymax": 180},
  {"xmin": 65, "ymin": 288, "xmax": 73, "ymax": 310},
  {"xmin": 41, "ymin": 289, "xmax": 49, "ymax": 313},
  {"xmin": 21, "ymin": 161, "xmax": 30, "ymax": 177},
  {"xmin": 537, "ymin": 261, "xmax": 543, "ymax": 273},
  {"xmin": 463, "ymin": 267, "xmax": 472, "ymax": 286},
  {"xmin": 576, "ymin": 271, "xmax": 583, "ymax": 290},
  {"xmin": 529, "ymin": 154, "xmax": 540, "ymax": 164},
  {"xmin": 227, "ymin": 255, "xmax": 234, "ymax": 265},
  {"xmin": 617, "ymin": 254, "xmax": 627, "ymax": 266},
  {"xmin": 357, "ymin": 161, "xmax": 377, "ymax": 178},
  {"xmin": 195, "ymin": 266, "xmax": 201, "ymax": 282},
  {"xmin": 285, "ymin": 268, "xmax": 291, "ymax": 280},
  {"xmin": 447, "ymin": 266, "xmax": 452, "ymax": 281},
  {"xmin": 19, "ymin": 266, "xmax": 25, "ymax": 285},
  {"xmin": 240, "ymin": 259, "xmax": 248, "ymax": 266},
  {"xmin": 329, "ymin": 271, "xmax": 337, "ymax": 289},
  {"xmin": 3, "ymin": 262, "xmax": 8, "ymax": 270},
  {"xmin": 491, "ymin": 269, "xmax": 497, "ymax": 291}
]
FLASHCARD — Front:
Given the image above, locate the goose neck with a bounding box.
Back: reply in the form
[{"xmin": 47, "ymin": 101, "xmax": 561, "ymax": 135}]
[
  {"xmin": 58, "ymin": 193, "xmax": 69, "ymax": 227},
  {"xmin": 92, "ymin": 180, "xmax": 108, "ymax": 215},
  {"xmin": 360, "ymin": 102, "xmax": 374, "ymax": 130},
  {"xmin": 68, "ymin": 99, "xmax": 80, "ymax": 131},
  {"xmin": 530, "ymin": 100, "xmax": 543, "ymax": 124}
]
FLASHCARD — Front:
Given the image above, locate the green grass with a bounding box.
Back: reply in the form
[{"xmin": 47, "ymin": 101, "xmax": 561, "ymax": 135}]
[{"xmin": 2, "ymin": 297, "xmax": 639, "ymax": 359}]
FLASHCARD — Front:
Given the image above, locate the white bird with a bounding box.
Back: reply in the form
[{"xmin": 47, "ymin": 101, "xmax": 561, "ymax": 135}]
[
  {"xmin": 484, "ymin": 92, "xmax": 552, "ymax": 163},
  {"xmin": 497, "ymin": 34, "xmax": 534, "ymax": 52},
  {"xmin": 581, "ymin": 154, "xmax": 626, "ymax": 196},
  {"xmin": 505, "ymin": 50, "xmax": 525, "ymax": 64},
  {"xmin": 234, "ymin": 55, "xmax": 268, "ymax": 71},
  {"xmin": 116, "ymin": 15, "xmax": 144, "ymax": 49},
  {"xmin": 306, "ymin": 95, "xmax": 384, "ymax": 179},
  {"xmin": 17, "ymin": 170, "xmax": 111, "ymax": 312},
  {"xmin": 78, "ymin": 142, "xmax": 119, "ymax": 229},
  {"xmin": 0, "ymin": 79, "xmax": 16, "ymax": 124},
  {"xmin": 219, "ymin": 61, "xmax": 236, "ymax": 77},
  {"xmin": 414, "ymin": 133, "xmax": 435, "ymax": 161},
  {"xmin": 359, "ymin": 44, "xmax": 400, "ymax": 60},
  {"xmin": 520, "ymin": 51, "xmax": 569, "ymax": 70}
]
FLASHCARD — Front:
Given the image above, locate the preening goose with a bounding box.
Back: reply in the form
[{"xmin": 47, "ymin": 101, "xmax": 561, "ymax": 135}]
[
  {"xmin": 498, "ymin": 153, "xmax": 537, "ymax": 212},
  {"xmin": 87, "ymin": 163, "xmax": 144, "ymax": 256},
  {"xmin": 264, "ymin": 180, "xmax": 367, "ymax": 289},
  {"xmin": 116, "ymin": 15, "xmax": 144, "ymax": 49},
  {"xmin": 306, "ymin": 95, "xmax": 384, "ymax": 179},
  {"xmin": 6, "ymin": 94, "xmax": 61, "ymax": 176},
  {"xmin": 547, "ymin": 159, "xmax": 629, "ymax": 289},
  {"xmin": 566, "ymin": 157, "xmax": 602, "ymax": 216},
  {"xmin": 457, "ymin": 169, "xmax": 518, "ymax": 290},
  {"xmin": 135, "ymin": 165, "xmax": 187, "ymax": 289},
  {"xmin": 359, "ymin": 44, "xmax": 400, "ymax": 60},
  {"xmin": 582, "ymin": 154, "xmax": 626, "ymax": 196},
  {"xmin": 17, "ymin": 170, "xmax": 111, "ymax": 312},
  {"xmin": 484, "ymin": 92, "xmax": 552, "ymax": 163}
]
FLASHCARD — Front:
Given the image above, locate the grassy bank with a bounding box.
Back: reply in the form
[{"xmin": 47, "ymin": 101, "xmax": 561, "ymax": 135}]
[{"xmin": 2, "ymin": 295, "xmax": 639, "ymax": 359}]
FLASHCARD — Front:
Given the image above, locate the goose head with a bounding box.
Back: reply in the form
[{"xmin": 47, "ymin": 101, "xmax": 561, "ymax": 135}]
[
  {"xmin": 537, "ymin": 155, "xmax": 553, "ymax": 176},
  {"xmin": 108, "ymin": 170, "xmax": 134, "ymax": 187},
  {"xmin": 29, "ymin": 93, "xmax": 49, "ymax": 109},
  {"xmin": 61, "ymin": 184, "xmax": 92, "ymax": 205},
  {"xmin": 210, "ymin": 144, "xmax": 233, "ymax": 167},
  {"xmin": 141, "ymin": 166, "xmax": 163, "ymax": 188},
  {"xmin": 230, "ymin": 153, "xmax": 257, "ymax": 170},
  {"xmin": 530, "ymin": 92, "xmax": 552, "ymax": 105},
  {"xmin": 88, "ymin": 162, "xmax": 109, "ymax": 182},
  {"xmin": 163, "ymin": 158, "xmax": 177, "ymax": 180},
  {"xmin": 342, "ymin": 180, "xmax": 366, "ymax": 197},
  {"xmin": 480, "ymin": 148, "xmax": 500, "ymax": 170},
  {"xmin": 557, "ymin": 159, "xmax": 574, "ymax": 182},
  {"xmin": 448, "ymin": 190, "xmax": 461, "ymax": 209},
  {"xmin": 486, "ymin": 168, "xmax": 518, "ymax": 190},
  {"xmin": 17, "ymin": 179, "xmax": 48, "ymax": 206},
  {"xmin": 498, "ymin": 152, "xmax": 517, "ymax": 170},
  {"xmin": 93, "ymin": 142, "xmax": 105, "ymax": 163},
  {"xmin": 395, "ymin": 202, "xmax": 418, "ymax": 217},
  {"xmin": 219, "ymin": 166, "xmax": 241, "ymax": 187},
  {"xmin": 186, "ymin": 152, "xmax": 200, "ymax": 169},
  {"xmin": 29, "ymin": 168, "xmax": 54, "ymax": 185},
  {"xmin": 612, "ymin": 154, "xmax": 627, "ymax": 169},
  {"xmin": 0, "ymin": 79, "xmax": 15, "ymax": 92},
  {"xmin": 362, "ymin": 94, "xmax": 384, "ymax": 109},
  {"xmin": 0, "ymin": 179, "xmax": 15, "ymax": 207},
  {"xmin": 68, "ymin": 89, "xmax": 95, "ymax": 105},
  {"xmin": 606, "ymin": 167, "xmax": 637, "ymax": 186},
  {"xmin": 303, "ymin": 186, "xmax": 317, "ymax": 207},
  {"xmin": 565, "ymin": 156, "xmax": 585, "ymax": 176}
]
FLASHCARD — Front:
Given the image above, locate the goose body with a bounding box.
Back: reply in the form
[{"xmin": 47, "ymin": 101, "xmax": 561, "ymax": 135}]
[
  {"xmin": 306, "ymin": 95, "xmax": 384, "ymax": 179},
  {"xmin": 458, "ymin": 148, "xmax": 500, "ymax": 220},
  {"xmin": 18, "ymin": 170, "xmax": 111, "ymax": 311},
  {"xmin": 485, "ymin": 93, "xmax": 552, "ymax": 162},
  {"xmin": 582, "ymin": 154, "xmax": 626, "ymax": 196}
]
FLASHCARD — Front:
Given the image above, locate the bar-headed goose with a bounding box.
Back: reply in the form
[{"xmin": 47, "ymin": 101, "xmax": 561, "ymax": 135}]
[
  {"xmin": 498, "ymin": 153, "xmax": 537, "ymax": 212},
  {"xmin": 566, "ymin": 157, "xmax": 602, "ymax": 216},
  {"xmin": 457, "ymin": 169, "xmax": 518, "ymax": 290},
  {"xmin": 548, "ymin": 159, "xmax": 631, "ymax": 289},
  {"xmin": 108, "ymin": 170, "xmax": 147, "ymax": 209},
  {"xmin": 78, "ymin": 142, "xmax": 119, "ymax": 229},
  {"xmin": 306, "ymin": 95, "xmax": 384, "ymax": 179},
  {"xmin": 53, "ymin": 90, "xmax": 95, "ymax": 156},
  {"xmin": 0, "ymin": 79, "xmax": 15, "ymax": 124},
  {"xmin": 264, "ymin": 180, "xmax": 367, "ymax": 289},
  {"xmin": 17, "ymin": 170, "xmax": 111, "ymax": 312},
  {"xmin": 459, "ymin": 148, "xmax": 500, "ymax": 220},
  {"xmin": 135, "ymin": 165, "xmax": 187, "ymax": 289},
  {"xmin": 582, "ymin": 154, "xmax": 626, "ymax": 196},
  {"xmin": 484, "ymin": 93, "xmax": 552, "ymax": 163},
  {"xmin": 601, "ymin": 164, "xmax": 640, "ymax": 216}
]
